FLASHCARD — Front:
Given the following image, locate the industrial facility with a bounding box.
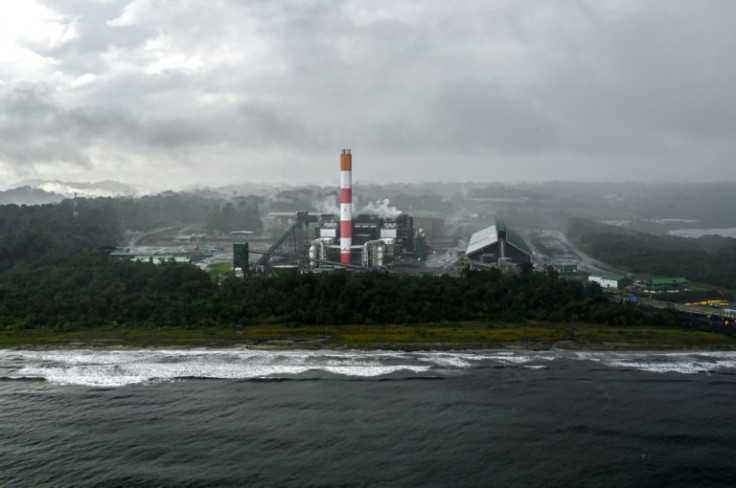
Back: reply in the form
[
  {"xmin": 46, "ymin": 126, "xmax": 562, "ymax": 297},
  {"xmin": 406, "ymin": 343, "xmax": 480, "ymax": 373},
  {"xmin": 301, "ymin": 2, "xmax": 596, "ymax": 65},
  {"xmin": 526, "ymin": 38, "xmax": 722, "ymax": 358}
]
[
  {"xmin": 464, "ymin": 219, "xmax": 533, "ymax": 269},
  {"xmin": 588, "ymin": 274, "xmax": 632, "ymax": 289},
  {"xmin": 239, "ymin": 149, "xmax": 428, "ymax": 276},
  {"xmin": 312, "ymin": 213, "xmax": 418, "ymax": 267}
]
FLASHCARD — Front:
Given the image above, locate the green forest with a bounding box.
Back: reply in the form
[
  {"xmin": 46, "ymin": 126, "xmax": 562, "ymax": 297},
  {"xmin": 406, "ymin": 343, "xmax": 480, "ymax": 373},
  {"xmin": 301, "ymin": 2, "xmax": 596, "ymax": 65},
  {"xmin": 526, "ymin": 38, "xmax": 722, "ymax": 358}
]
[
  {"xmin": 0, "ymin": 252, "xmax": 670, "ymax": 331},
  {"xmin": 0, "ymin": 199, "xmax": 671, "ymax": 332},
  {"xmin": 568, "ymin": 218, "xmax": 736, "ymax": 289}
]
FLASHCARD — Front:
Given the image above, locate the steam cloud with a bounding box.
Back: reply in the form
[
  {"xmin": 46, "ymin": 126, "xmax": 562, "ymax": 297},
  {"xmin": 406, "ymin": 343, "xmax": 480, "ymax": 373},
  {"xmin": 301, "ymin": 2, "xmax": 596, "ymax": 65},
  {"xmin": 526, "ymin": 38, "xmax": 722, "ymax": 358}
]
[
  {"xmin": 312, "ymin": 196, "xmax": 401, "ymax": 219},
  {"xmin": 356, "ymin": 199, "xmax": 402, "ymax": 219}
]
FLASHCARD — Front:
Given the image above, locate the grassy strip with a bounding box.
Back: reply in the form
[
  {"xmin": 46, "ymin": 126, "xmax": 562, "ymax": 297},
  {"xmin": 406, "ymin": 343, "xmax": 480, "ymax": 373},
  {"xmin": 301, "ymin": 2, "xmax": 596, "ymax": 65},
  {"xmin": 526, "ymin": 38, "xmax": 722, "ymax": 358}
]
[
  {"xmin": 1, "ymin": 322, "xmax": 736, "ymax": 350},
  {"xmin": 207, "ymin": 262, "xmax": 233, "ymax": 281}
]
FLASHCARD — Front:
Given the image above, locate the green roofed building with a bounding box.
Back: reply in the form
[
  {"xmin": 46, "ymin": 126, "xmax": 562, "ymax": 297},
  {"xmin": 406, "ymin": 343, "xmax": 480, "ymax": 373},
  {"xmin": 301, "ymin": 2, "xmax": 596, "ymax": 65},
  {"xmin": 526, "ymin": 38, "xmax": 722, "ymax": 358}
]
[
  {"xmin": 465, "ymin": 218, "xmax": 532, "ymax": 265},
  {"xmin": 552, "ymin": 263, "xmax": 578, "ymax": 274},
  {"xmin": 641, "ymin": 277, "xmax": 690, "ymax": 293}
]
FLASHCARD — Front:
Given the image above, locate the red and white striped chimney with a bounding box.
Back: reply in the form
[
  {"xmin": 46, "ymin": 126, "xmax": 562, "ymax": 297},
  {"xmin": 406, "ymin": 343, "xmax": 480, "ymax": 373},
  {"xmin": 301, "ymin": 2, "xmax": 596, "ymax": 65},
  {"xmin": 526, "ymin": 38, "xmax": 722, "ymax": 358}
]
[{"xmin": 340, "ymin": 149, "xmax": 352, "ymax": 264}]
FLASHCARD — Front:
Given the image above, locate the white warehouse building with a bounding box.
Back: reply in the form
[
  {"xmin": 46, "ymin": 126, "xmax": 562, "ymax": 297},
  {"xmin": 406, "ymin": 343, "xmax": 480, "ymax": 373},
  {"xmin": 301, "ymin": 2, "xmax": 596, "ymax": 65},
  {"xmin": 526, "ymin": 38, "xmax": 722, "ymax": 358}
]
[{"xmin": 588, "ymin": 274, "xmax": 630, "ymax": 289}]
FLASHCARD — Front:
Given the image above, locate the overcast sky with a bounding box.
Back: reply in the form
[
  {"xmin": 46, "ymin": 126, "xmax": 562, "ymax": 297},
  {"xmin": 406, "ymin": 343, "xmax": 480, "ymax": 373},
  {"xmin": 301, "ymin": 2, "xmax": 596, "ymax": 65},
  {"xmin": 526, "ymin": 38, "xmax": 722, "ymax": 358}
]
[{"xmin": 1, "ymin": 0, "xmax": 735, "ymax": 190}]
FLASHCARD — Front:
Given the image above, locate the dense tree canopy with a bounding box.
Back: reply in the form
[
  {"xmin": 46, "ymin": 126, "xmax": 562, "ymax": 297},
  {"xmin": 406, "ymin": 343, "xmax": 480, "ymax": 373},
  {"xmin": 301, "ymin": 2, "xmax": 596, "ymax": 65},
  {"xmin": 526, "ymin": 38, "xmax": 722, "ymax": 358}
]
[
  {"xmin": 0, "ymin": 250, "xmax": 669, "ymax": 331},
  {"xmin": 568, "ymin": 218, "xmax": 736, "ymax": 289},
  {"xmin": 0, "ymin": 201, "xmax": 677, "ymax": 332}
]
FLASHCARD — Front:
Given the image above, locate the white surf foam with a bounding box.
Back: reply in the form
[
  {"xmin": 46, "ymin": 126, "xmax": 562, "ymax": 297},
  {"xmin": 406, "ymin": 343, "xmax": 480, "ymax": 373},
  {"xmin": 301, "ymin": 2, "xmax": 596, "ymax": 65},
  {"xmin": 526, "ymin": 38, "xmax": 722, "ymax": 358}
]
[
  {"xmin": 565, "ymin": 351, "xmax": 736, "ymax": 375},
  {"xmin": 4, "ymin": 349, "xmax": 736, "ymax": 387},
  {"xmin": 2, "ymin": 349, "xmax": 442, "ymax": 387}
]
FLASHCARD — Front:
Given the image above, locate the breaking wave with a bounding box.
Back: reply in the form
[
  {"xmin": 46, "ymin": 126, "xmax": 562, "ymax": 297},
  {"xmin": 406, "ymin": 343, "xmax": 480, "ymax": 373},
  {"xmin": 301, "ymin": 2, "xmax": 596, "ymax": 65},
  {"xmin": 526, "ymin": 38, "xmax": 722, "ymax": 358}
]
[{"xmin": 2, "ymin": 349, "xmax": 736, "ymax": 387}]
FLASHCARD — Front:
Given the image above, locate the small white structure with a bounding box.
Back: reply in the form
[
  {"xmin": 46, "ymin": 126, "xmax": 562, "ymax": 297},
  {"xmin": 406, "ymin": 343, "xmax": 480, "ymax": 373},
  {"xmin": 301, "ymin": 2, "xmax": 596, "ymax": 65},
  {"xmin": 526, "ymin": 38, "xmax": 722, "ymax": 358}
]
[{"xmin": 588, "ymin": 274, "xmax": 626, "ymax": 289}]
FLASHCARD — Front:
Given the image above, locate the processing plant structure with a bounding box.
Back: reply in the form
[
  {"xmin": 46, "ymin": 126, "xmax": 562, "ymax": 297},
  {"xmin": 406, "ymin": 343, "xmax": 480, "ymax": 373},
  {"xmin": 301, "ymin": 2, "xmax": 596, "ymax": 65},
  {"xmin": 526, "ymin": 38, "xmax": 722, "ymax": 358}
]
[{"xmin": 240, "ymin": 149, "xmax": 428, "ymax": 277}]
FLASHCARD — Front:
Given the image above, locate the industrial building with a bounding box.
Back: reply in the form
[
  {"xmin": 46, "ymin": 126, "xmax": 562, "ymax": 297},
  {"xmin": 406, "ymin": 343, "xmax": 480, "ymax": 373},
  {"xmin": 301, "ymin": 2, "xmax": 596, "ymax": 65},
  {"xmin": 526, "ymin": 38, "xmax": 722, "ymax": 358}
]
[
  {"xmin": 551, "ymin": 263, "xmax": 578, "ymax": 274},
  {"xmin": 241, "ymin": 149, "xmax": 428, "ymax": 276},
  {"xmin": 308, "ymin": 149, "xmax": 424, "ymax": 268},
  {"xmin": 464, "ymin": 219, "xmax": 532, "ymax": 268},
  {"xmin": 109, "ymin": 251, "xmax": 191, "ymax": 265},
  {"xmin": 640, "ymin": 277, "xmax": 690, "ymax": 293},
  {"xmin": 588, "ymin": 274, "xmax": 632, "ymax": 289},
  {"xmin": 311, "ymin": 213, "xmax": 418, "ymax": 267},
  {"xmin": 411, "ymin": 211, "xmax": 445, "ymax": 241}
]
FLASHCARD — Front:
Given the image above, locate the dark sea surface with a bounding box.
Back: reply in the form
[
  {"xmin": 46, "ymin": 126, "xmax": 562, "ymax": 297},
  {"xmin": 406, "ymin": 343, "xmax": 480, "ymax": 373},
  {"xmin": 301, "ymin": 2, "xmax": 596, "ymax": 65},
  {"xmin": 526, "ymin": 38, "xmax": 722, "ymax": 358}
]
[{"xmin": 2, "ymin": 349, "xmax": 736, "ymax": 487}]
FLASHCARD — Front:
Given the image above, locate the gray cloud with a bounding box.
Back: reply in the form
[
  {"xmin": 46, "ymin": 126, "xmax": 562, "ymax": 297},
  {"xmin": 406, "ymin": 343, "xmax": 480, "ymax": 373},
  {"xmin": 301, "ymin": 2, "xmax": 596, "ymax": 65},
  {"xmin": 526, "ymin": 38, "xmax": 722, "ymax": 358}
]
[{"xmin": 1, "ymin": 0, "xmax": 735, "ymax": 188}]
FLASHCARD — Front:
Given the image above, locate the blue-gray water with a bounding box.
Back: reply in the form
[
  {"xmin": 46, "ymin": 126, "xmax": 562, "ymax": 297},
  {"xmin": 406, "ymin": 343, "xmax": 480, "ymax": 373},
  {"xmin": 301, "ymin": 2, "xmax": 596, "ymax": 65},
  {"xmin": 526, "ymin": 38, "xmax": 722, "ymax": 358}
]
[{"xmin": 2, "ymin": 349, "xmax": 736, "ymax": 487}]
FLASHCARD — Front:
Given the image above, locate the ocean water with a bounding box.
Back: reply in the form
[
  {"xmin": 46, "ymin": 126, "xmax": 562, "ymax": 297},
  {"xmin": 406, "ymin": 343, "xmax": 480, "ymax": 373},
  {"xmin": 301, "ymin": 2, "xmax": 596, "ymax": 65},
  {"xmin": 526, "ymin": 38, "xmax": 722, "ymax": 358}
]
[{"xmin": 2, "ymin": 349, "xmax": 736, "ymax": 487}]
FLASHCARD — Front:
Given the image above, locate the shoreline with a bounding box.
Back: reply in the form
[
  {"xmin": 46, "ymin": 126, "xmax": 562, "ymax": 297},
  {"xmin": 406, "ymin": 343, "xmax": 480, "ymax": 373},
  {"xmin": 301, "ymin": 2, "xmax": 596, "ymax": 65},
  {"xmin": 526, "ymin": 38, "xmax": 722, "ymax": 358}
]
[
  {"xmin": 6, "ymin": 344, "xmax": 736, "ymax": 354},
  {"xmin": 2, "ymin": 322, "xmax": 736, "ymax": 352}
]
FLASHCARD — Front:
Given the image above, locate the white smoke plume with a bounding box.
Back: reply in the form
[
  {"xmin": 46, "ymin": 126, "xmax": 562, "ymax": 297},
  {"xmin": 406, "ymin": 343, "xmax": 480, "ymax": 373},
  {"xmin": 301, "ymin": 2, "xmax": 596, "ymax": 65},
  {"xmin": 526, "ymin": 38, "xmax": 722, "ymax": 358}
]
[
  {"xmin": 356, "ymin": 199, "xmax": 402, "ymax": 219},
  {"xmin": 314, "ymin": 195, "xmax": 339, "ymax": 215}
]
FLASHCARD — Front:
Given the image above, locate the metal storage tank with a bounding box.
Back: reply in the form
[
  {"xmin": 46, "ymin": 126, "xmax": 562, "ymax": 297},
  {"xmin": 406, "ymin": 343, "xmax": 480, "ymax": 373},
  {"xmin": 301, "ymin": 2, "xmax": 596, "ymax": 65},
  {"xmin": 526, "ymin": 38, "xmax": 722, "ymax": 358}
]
[{"xmin": 272, "ymin": 264, "xmax": 300, "ymax": 277}]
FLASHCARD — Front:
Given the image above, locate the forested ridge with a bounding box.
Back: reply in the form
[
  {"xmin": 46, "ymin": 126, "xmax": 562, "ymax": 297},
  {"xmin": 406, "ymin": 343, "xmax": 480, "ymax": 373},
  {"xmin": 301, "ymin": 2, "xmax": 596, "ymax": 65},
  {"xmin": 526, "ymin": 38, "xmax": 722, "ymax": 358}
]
[
  {"xmin": 0, "ymin": 254, "xmax": 670, "ymax": 331},
  {"xmin": 568, "ymin": 218, "xmax": 736, "ymax": 289},
  {"xmin": 0, "ymin": 192, "xmax": 263, "ymax": 246},
  {"xmin": 0, "ymin": 201, "xmax": 676, "ymax": 331}
]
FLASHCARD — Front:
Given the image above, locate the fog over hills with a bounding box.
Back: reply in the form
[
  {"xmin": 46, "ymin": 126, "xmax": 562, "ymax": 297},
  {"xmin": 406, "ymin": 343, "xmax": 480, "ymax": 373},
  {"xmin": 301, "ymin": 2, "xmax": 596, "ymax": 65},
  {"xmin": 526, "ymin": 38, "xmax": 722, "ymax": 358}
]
[
  {"xmin": 4, "ymin": 179, "xmax": 736, "ymax": 241},
  {"xmin": 17, "ymin": 179, "xmax": 141, "ymax": 197},
  {"xmin": 0, "ymin": 179, "xmax": 143, "ymax": 204}
]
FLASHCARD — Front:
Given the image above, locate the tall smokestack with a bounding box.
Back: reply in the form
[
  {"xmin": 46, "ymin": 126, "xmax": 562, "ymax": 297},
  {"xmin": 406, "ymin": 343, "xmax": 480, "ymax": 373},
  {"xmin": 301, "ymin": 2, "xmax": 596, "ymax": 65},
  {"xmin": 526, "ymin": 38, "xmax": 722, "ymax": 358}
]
[{"xmin": 340, "ymin": 149, "xmax": 352, "ymax": 264}]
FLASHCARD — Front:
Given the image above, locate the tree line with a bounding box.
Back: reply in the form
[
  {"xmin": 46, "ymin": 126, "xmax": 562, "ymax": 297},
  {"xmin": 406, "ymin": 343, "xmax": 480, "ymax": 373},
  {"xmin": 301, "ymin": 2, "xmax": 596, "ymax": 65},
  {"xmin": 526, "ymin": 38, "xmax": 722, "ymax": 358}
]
[
  {"xmin": 0, "ymin": 192, "xmax": 264, "ymax": 243},
  {"xmin": 0, "ymin": 250, "xmax": 673, "ymax": 331},
  {"xmin": 567, "ymin": 218, "xmax": 736, "ymax": 289},
  {"xmin": 0, "ymin": 201, "xmax": 680, "ymax": 331}
]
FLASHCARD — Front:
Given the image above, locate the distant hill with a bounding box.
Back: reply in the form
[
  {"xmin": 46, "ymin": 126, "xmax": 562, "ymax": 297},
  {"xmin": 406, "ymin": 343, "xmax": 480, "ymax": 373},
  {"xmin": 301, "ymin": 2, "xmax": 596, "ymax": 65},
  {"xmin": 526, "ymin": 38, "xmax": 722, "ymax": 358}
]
[
  {"xmin": 0, "ymin": 186, "xmax": 64, "ymax": 205},
  {"xmin": 1, "ymin": 180, "xmax": 144, "ymax": 205}
]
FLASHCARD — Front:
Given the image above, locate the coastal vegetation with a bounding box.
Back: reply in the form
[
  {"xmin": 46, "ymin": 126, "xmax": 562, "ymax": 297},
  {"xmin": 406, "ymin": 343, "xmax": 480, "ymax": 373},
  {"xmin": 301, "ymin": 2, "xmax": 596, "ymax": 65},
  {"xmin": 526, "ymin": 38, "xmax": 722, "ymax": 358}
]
[
  {"xmin": 3, "ymin": 322, "xmax": 734, "ymax": 350},
  {"xmin": 0, "ymin": 250, "xmax": 672, "ymax": 332},
  {"xmin": 0, "ymin": 192, "xmax": 263, "ymax": 248},
  {"xmin": 0, "ymin": 198, "xmax": 733, "ymax": 349},
  {"xmin": 568, "ymin": 218, "xmax": 736, "ymax": 289}
]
